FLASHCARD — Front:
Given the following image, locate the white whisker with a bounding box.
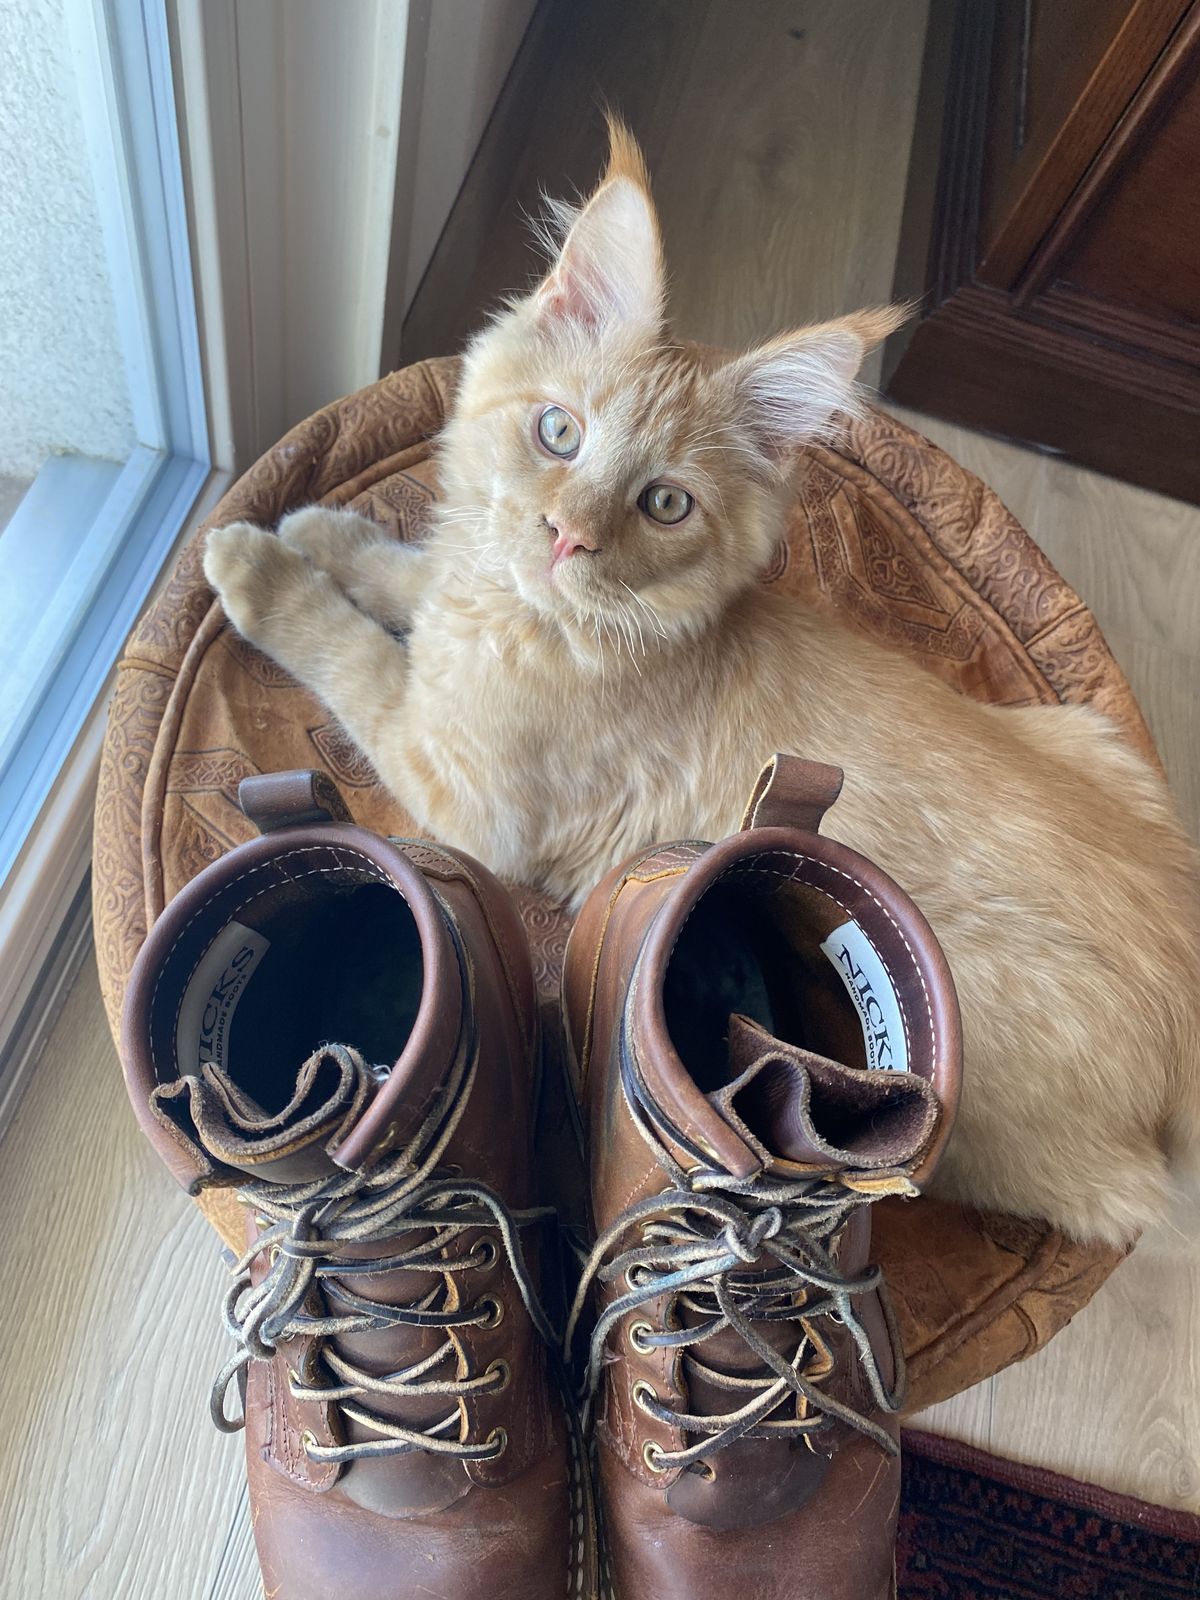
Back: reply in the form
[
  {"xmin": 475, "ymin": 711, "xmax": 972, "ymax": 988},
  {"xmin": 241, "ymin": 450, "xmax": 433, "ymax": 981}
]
[{"xmin": 619, "ymin": 581, "xmax": 669, "ymax": 642}]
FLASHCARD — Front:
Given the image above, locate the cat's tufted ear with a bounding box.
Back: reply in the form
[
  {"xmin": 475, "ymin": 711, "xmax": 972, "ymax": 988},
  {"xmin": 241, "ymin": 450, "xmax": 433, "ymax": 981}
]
[
  {"xmin": 534, "ymin": 120, "xmax": 664, "ymax": 336},
  {"xmin": 729, "ymin": 307, "xmax": 908, "ymax": 463}
]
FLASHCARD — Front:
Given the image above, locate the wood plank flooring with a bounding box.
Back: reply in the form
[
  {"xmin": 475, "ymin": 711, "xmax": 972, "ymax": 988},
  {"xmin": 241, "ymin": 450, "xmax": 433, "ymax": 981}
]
[
  {"xmin": 0, "ymin": 948, "xmax": 256, "ymax": 1598},
  {"xmin": 5, "ymin": 2, "xmax": 1198, "ymax": 1594},
  {"xmin": 401, "ymin": 0, "xmax": 931, "ymax": 368}
]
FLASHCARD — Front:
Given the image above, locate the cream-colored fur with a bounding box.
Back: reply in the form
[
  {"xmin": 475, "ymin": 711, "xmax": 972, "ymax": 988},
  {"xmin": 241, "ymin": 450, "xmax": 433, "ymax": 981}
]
[{"xmin": 204, "ymin": 124, "xmax": 1200, "ymax": 1247}]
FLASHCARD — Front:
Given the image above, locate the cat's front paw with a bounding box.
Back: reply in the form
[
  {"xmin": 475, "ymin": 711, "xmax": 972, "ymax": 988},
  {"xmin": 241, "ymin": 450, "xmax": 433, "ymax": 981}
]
[
  {"xmin": 203, "ymin": 522, "xmax": 311, "ymax": 642},
  {"xmin": 277, "ymin": 504, "xmax": 389, "ymax": 570}
]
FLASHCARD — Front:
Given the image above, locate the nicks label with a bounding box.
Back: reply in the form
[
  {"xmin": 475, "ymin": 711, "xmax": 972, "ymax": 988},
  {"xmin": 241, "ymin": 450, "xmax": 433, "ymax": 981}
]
[
  {"xmin": 176, "ymin": 921, "xmax": 270, "ymax": 1074},
  {"xmin": 820, "ymin": 920, "xmax": 908, "ymax": 1075}
]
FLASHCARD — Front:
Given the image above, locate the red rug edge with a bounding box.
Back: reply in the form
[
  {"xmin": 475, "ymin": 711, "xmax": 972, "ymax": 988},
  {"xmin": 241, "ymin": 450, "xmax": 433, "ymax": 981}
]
[{"xmin": 902, "ymin": 1428, "xmax": 1200, "ymax": 1544}]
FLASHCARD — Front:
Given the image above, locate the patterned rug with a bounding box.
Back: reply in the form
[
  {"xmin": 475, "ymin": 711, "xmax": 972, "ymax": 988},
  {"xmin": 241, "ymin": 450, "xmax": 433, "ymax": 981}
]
[{"xmin": 899, "ymin": 1431, "xmax": 1200, "ymax": 1598}]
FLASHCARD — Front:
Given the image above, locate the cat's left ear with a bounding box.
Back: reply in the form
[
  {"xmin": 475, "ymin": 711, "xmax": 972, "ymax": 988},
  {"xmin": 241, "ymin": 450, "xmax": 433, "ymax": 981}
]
[
  {"xmin": 534, "ymin": 120, "xmax": 664, "ymax": 336},
  {"xmin": 729, "ymin": 307, "xmax": 909, "ymax": 462}
]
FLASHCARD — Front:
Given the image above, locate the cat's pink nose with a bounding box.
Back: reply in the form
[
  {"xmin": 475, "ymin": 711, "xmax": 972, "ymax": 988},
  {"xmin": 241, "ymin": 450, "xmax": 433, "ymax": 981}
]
[{"xmin": 548, "ymin": 523, "xmax": 598, "ymax": 566}]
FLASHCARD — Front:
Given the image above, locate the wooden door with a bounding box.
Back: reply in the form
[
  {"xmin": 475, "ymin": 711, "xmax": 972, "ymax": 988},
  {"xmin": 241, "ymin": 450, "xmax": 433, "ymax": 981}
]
[{"xmin": 885, "ymin": 0, "xmax": 1200, "ymax": 505}]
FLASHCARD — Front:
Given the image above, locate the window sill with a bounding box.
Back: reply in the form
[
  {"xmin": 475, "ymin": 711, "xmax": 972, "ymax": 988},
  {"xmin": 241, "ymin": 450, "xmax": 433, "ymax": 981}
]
[{"xmin": 0, "ymin": 465, "xmax": 229, "ymax": 1127}]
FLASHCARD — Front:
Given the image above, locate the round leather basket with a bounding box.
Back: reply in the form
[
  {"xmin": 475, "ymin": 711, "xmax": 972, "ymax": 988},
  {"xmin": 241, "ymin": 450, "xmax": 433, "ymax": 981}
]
[{"xmin": 93, "ymin": 355, "xmax": 1140, "ymax": 1413}]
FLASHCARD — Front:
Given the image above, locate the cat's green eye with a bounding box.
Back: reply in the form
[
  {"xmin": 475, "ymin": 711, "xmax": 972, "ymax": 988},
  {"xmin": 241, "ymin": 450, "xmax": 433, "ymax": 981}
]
[
  {"xmin": 537, "ymin": 405, "xmax": 582, "ymax": 458},
  {"xmin": 638, "ymin": 482, "xmax": 693, "ymax": 526}
]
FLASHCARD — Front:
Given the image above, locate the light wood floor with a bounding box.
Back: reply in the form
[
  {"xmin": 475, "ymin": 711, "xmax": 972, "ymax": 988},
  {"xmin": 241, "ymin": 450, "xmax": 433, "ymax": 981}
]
[{"xmin": 6, "ymin": 3, "xmax": 1198, "ymax": 1594}]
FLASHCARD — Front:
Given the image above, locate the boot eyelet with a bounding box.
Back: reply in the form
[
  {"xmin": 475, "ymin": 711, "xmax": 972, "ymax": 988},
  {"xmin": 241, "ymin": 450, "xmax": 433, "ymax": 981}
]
[
  {"xmin": 486, "ymin": 1358, "xmax": 511, "ymax": 1393},
  {"xmin": 628, "ymin": 1320, "xmax": 655, "ymax": 1353},
  {"xmin": 472, "ymin": 1238, "xmax": 498, "ymax": 1269},
  {"xmin": 643, "ymin": 1440, "xmax": 669, "ymax": 1474},
  {"xmin": 487, "ymin": 1426, "xmax": 508, "ymax": 1457},
  {"xmin": 286, "ymin": 1365, "xmax": 302, "ymax": 1390},
  {"xmin": 476, "ymin": 1296, "xmax": 505, "ymax": 1329},
  {"xmin": 632, "ymin": 1380, "xmax": 659, "ymax": 1414},
  {"xmin": 300, "ymin": 1429, "xmax": 318, "ymax": 1456},
  {"xmin": 268, "ymin": 1245, "xmax": 281, "ymax": 1266}
]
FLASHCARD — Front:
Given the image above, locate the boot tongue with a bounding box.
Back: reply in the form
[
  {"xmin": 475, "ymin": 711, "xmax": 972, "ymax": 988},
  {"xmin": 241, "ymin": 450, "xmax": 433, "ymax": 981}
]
[
  {"xmin": 710, "ymin": 1014, "xmax": 939, "ymax": 1173},
  {"xmin": 666, "ymin": 1015, "xmax": 931, "ymax": 1528},
  {"xmin": 151, "ymin": 1043, "xmax": 377, "ymax": 1183}
]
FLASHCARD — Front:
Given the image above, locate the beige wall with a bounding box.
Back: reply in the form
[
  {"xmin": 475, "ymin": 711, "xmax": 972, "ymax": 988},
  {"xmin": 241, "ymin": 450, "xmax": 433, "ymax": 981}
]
[{"xmin": 403, "ymin": 0, "xmax": 538, "ymax": 308}]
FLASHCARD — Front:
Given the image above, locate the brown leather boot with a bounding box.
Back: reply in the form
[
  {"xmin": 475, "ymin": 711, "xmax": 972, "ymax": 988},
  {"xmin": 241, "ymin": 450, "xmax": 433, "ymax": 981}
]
[
  {"xmin": 561, "ymin": 755, "xmax": 961, "ymax": 1600},
  {"xmin": 122, "ymin": 772, "xmax": 593, "ymax": 1600}
]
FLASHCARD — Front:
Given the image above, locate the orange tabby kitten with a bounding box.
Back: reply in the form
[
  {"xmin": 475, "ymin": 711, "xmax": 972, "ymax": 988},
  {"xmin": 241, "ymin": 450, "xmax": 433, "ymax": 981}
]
[{"xmin": 204, "ymin": 124, "xmax": 1200, "ymax": 1247}]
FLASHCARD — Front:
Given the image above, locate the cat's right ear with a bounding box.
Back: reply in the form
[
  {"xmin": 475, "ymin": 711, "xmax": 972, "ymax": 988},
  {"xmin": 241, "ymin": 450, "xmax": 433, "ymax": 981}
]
[{"xmin": 533, "ymin": 121, "xmax": 664, "ymax": 337}]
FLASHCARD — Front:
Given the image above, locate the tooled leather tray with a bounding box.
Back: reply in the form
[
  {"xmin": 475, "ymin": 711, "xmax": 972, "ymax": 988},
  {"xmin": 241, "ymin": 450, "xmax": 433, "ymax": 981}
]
[{"xmin": 93, "ymin": 355, "xmax": 1146, "ymax": 1413}]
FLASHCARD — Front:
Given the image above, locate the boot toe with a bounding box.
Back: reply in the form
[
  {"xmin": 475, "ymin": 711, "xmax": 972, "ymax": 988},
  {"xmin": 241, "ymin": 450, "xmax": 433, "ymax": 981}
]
[
  {"xmin": 251, "ymin": 1441, "xmax": 578, "ymax": 1600},
  {"xmin": 599, "ymin": 1437, "xmax": 900, "ymax": 1600}
]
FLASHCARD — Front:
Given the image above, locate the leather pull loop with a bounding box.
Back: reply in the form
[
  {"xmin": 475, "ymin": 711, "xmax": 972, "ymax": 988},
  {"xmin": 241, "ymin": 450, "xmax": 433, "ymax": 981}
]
[
  {"xmin": 739, "ymin": 754, "xmax": 844, "ymax": 835},
  {"xmin": 238, "ymin": 770, "xmax": 353, "ymax": 835}
]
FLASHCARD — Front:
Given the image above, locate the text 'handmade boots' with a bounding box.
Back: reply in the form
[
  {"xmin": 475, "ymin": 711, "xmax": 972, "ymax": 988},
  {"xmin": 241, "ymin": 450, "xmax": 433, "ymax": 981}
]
[
  {"xmin": 122, "ymin": 772, "xmax": 593, "ymax": 1600},
  {"xmin": 562, "ymin": 754, "xmax": 962, "ymax": 1600}
]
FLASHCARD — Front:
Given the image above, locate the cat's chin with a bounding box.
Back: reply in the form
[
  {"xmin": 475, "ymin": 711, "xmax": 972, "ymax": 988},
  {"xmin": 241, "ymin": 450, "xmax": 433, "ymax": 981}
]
[
  {"xmin": 508, "ymin": 555, "xmax": 589, "ymax": 615},
  {"xmin": 503, "ymin": 561, "xmax": 578, "ymax": 624},
  {"xmin": 510, "ymin": 573, "xmax": 623, "ymax": 653}
]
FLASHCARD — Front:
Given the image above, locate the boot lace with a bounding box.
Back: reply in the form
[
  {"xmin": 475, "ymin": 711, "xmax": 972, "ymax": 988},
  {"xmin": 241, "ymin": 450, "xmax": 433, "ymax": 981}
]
[
  {"xmin": 567, "ymin": 1135, "xmax": 911, "ymax": 1474},
  {"xmin": 210, "ymin": 1043, "xmax": 554, "ymax": 1466}
]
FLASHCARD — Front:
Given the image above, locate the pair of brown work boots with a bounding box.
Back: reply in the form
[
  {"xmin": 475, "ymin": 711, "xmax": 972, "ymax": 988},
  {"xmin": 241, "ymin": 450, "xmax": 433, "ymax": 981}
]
[{"xmin": 121, "ymin": 755, "xmax": 961, "ymax": 1600}]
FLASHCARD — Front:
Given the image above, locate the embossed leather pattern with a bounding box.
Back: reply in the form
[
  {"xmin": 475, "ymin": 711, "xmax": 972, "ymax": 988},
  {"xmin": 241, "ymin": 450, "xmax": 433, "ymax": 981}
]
[{"xmin": 93, "ymin": 354, "xmax": 1136, "ymax": 1412}]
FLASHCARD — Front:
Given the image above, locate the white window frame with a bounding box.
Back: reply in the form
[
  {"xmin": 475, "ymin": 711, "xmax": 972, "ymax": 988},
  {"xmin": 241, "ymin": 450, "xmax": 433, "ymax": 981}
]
[
  {"xmin": 1, "ymin": 0, "xmax": 213, "ymax": 875},
  {"xmin": 0, "ymin": 0, "xmax": 217, "ymax": 1084}
]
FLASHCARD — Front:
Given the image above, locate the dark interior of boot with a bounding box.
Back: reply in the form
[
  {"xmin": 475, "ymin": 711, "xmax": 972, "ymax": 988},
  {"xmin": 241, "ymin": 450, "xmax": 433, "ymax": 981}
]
[
  {"xmin": 663, "ymin": 877, "xmax": 871, "ymax": 1094},
  {"xmin": 170, "ymin": 872, "xmax": 423, "ymax": 1115},
  {"xmin": 232, "ymin": 880, "xmax": 423, "ymax": 1113}
]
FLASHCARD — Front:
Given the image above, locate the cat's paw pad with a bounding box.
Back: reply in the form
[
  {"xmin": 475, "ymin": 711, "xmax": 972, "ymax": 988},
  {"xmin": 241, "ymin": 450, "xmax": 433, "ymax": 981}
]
[
  {"xmin": 203, "ymin": 523, "xmax": 309, "ymax": 636},
  {"xmin": 277, "ymin": 504, "xmax": 388, "ymax": 567}
]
